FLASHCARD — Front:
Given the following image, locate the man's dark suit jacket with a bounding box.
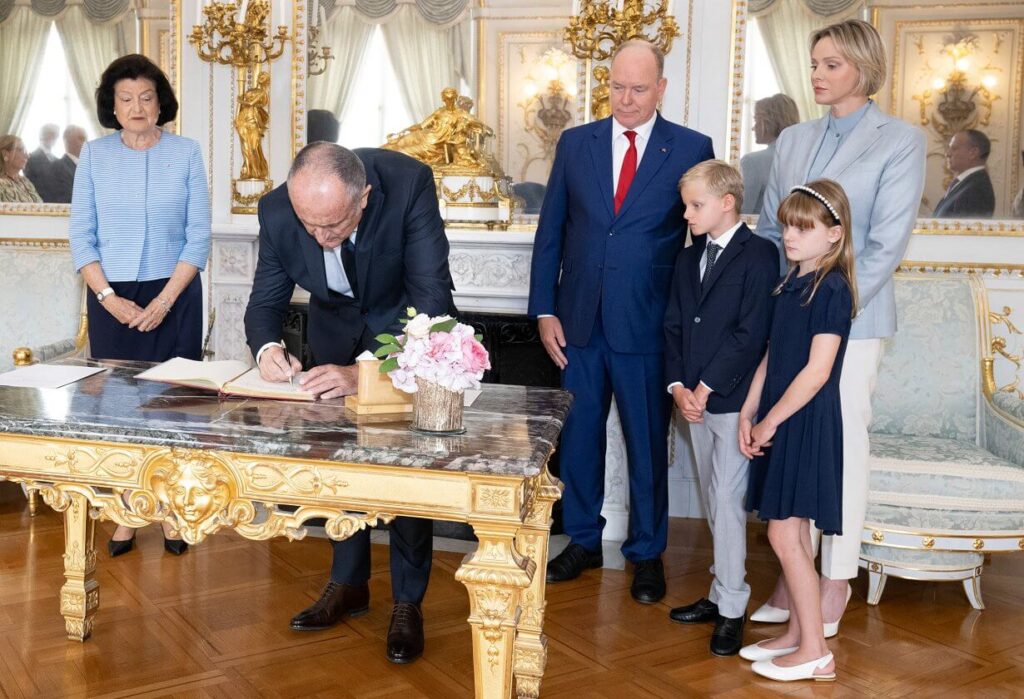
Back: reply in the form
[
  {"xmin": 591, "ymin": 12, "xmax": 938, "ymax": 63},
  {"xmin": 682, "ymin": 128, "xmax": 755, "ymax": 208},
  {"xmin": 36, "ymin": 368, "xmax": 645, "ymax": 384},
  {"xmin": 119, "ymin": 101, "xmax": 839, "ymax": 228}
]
[
  {"xmin": 933, "ymin": 168, "xmax": 995, "ymax": 218},
  {"xmin": 663, "ymin": 223, "xmax": 778, "ymax": 414},
  {"xmin": 48, "ymin": 155, "xmax": 77, "ymax": 203},
  {"xmin": 244, "ymin": 148, "xmax": 455, "ymax": 367},
  {"xmin": 24, "ymin": 148, "xmax": 56, "ymax": 202}
]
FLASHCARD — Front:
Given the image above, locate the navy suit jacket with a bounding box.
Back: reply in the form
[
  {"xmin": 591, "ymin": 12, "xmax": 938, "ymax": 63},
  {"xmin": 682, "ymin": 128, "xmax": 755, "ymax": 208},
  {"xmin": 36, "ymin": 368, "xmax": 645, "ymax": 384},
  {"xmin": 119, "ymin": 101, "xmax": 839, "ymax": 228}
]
[
  {"xmin": 663, "ymin": 224, "xmax": 778, "ymax": 414},
  {"xmin": 933, "ymin": 168, "xmax": 995, "ymax": 218},
  {"xmin": 244, "ymin": 148, "xmax": 455, "ymax": 366},
  {"xmin": 528, "ymin": 114, "xmax": 715, "ymax": 354}
]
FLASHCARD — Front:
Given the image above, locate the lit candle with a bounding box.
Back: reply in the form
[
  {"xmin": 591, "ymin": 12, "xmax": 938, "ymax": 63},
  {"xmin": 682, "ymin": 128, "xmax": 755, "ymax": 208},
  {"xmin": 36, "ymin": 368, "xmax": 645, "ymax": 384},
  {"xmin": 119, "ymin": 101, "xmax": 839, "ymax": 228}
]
[{"xmin": 277, "ymin": 0, "xmax": 289, "ymax": 25}]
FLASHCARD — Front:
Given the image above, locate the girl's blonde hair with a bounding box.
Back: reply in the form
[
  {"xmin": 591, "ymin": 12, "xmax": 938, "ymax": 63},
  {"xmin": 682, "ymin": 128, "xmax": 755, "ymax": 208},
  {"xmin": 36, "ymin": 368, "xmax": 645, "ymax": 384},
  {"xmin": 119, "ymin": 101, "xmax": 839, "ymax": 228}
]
[{"xmin": 773, "ymin": 178, "xmax": 858, "ymax": 316}]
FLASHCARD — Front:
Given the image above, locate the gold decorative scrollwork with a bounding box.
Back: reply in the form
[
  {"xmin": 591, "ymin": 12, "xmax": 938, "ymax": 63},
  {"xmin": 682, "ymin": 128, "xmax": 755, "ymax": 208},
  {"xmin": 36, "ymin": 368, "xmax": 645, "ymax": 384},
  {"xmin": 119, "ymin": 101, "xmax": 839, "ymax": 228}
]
[
  {"xmin": 475, "ymin": 587, "xmax": 515, "ymax": 673},
  {"xmin": 248, "ymin": 463, "xmax": 350, "ymax": 496},
  {"xmin": 46, "ymin": 447, "xmax": 138, "ymax": 480},
  {"xmin": 439, "ymin": 178, "xmax": 499, "ymax": 203},
  {"xmin": 988, "ymin": 305, "xmax": 1024, "ymax": 400},
  {"xmin": 478, "ymin": 486, "xmax": 513, "ymax": 512}
]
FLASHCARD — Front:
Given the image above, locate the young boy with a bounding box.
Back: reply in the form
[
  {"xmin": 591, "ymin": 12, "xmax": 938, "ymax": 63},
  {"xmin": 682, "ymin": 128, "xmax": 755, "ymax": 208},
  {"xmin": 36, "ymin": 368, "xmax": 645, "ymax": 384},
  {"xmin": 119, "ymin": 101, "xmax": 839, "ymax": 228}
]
[{"xmin": 663, "ymin": 160, "xmax": 778, "ymax": 656}]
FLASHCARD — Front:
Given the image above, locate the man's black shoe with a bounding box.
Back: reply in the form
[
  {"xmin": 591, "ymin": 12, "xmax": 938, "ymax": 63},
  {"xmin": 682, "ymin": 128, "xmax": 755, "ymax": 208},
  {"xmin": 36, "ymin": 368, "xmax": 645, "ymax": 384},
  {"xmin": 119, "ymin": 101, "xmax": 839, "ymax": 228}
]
[
  {"xmin": 668, "ymin": 597, "xmax": 719, "ymax": 624},
  {"xmin": 386, "ymin": 602, "xmax": 424, "ymax": 664},
  {"xmin": 546, "ymin": 543, "xmax": 603, "ymax": 582},
  {"xmin": 710, "ymin": 614, "xmax": 746, "ymax": 656},
  {"xmin": 289, "ymin": 581, "xmax": 370, "ymax": 631},
  {"xmin": 630, "ymin": 558, "xmax": 666, "ymax": 604}
]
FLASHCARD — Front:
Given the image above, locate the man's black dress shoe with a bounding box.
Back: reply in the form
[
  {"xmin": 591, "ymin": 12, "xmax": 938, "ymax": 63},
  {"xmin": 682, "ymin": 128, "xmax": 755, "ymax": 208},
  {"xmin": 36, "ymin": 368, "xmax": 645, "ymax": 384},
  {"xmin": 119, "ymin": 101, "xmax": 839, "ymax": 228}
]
[
  {"xmin": 630, "ymin": 558, "xmax": 666, "ymax": 604},
  {"xmin": 546, "ymin": 543, "xmax": 603, "ymax": 583},
  {"xmin": 289, "ymin": 581, "xmax": 370, "ymax": 631},
  {"xmin": 107, "ymin": 533, "xmax": 136, "ymax": 558},
  {"xmin": 710, "ymin": 614, "xmax": 746, "ymax": 656},
  {"xmin": 386, "ymin": 602, "xmax": 424, "ymax": 664},
  {"xmin": 668, "ymin": 597, "xmax": 719, "ymax": 624},
  {"xmin": 163, "ymin": 536, "xmax": 188, "ymax": 556}
]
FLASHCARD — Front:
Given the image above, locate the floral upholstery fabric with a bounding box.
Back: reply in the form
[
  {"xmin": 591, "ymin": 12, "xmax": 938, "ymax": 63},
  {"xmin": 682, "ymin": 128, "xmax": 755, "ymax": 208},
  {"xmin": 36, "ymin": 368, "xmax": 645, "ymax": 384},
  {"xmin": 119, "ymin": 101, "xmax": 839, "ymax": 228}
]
[
  {"xmin": 860, "ymin": 543, "xmax": 982, "ymax": 571},
  {"xmin": 869, "ymin": 276, "xmax": 978, "ymax": 443}
]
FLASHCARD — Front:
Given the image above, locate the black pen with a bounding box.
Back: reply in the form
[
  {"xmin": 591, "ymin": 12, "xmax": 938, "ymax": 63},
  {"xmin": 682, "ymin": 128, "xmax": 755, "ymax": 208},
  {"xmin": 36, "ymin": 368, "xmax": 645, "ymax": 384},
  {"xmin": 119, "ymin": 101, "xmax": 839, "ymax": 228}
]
[{"xmin": 281, "ymin": 341, "xmax": 296, "ymax": 387}]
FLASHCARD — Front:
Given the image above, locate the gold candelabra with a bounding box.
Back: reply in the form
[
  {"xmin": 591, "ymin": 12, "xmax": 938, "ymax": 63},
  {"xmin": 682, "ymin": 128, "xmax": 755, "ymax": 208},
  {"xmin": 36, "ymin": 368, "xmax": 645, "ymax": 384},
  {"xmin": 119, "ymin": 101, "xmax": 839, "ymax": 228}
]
[
  {"xmin": 307, "ymin": 25, "xmax": 333, "ymax": 76},
  {"xmin": 564, "ymin": 0, "xmax": 680, "ymax": 121},
  {"xmin": 190, "ymin": 0, "xmax": 290, "ymax": 214}
]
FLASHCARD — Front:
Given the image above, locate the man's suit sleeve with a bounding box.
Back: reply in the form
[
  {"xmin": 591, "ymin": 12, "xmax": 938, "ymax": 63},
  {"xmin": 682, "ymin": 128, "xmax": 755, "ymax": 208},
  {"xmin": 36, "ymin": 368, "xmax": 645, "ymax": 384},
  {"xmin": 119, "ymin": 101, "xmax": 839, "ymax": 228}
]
[
  {"xmin": 699, "ymin": 243, "xmax": 776, "ymax": 397},
  {"xmin": 243, "ymin": 198, "xmax": 297, "ymax": 359},
  {"xmin": 527, "ymin": 133, "xmax": 570, "ymax": 318},
  {"xmin": 403, "ymin": 164, "xmax": 455, "ymax": 318},
  {"xmin": 855, "ymin": 127, "xmax": 926, "ymax": 310}
]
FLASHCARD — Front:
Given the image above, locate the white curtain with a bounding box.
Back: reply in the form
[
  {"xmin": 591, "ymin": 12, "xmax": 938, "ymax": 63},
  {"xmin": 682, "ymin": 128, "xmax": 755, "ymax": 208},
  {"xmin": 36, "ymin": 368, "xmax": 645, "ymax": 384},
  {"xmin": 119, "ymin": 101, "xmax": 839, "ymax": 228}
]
[
  {"xmin": 56, "ymin": 6, "xmax": 136, "ymax": 136},
  {"xmin": 0, "ymin": 6, "xmax": 51, "ymax": 136},
  {"xmin": 754, "ymin": 0, "xmax": 863, "ymax": 122},
  {"xmin": 308, "ymin": 6, "xmax": 374, "ymax": 124},
  {"xmin": 379, "ymin": 4, "xmax": 469, "ymax": 121}
]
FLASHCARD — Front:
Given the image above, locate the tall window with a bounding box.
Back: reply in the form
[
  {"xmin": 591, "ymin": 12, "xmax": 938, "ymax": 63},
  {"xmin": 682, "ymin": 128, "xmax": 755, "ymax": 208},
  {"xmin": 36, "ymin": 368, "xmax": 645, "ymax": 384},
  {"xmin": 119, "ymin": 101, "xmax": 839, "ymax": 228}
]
[
  {"xmin": 740, "ymin": 20, "xmax": 783, "ymax": 156},
  {"xmin": 20, "ymin": 23, "xmax": 96, "ymax": 157},
  {"xmin": 338, "ymin": 27, "xmax": 413, "ymax": 148}
]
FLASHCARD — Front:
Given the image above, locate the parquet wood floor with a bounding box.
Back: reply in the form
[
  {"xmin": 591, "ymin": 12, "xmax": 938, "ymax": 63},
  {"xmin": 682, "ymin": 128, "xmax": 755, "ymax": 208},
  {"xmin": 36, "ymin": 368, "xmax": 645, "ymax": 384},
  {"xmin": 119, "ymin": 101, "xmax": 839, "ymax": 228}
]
[{"xmin": 1, "ymin": 482, "xmax": 1021, "ymax": 698}]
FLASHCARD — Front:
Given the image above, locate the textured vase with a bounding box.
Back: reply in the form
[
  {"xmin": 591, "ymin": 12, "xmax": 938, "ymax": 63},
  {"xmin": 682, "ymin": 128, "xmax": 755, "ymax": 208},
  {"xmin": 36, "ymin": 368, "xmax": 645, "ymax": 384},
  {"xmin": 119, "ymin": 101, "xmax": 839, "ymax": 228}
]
[{"xmin": 411, "ymin": 378, "xmax": 464, "ymax": 432}]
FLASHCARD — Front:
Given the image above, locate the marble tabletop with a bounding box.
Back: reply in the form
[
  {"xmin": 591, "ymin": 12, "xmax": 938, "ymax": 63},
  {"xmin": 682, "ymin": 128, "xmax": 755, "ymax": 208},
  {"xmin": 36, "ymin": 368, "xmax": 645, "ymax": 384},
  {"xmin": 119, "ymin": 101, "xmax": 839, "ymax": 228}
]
[{"xmin": 0, "ymin": 359, "xmax": 572, "ymax": 477}]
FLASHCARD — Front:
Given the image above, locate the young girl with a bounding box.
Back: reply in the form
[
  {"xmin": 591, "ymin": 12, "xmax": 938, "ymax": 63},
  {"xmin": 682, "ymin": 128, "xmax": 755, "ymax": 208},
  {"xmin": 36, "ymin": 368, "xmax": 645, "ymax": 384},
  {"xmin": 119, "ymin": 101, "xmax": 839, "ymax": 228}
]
[{"xmin": 738, "ymin": 179, "xmax": 858, "ymax": 682}]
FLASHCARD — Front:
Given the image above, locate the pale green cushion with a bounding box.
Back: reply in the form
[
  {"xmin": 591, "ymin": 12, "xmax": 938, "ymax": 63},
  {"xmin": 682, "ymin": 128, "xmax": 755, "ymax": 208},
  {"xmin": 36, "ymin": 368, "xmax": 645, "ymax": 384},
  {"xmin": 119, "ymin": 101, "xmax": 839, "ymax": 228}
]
[
  {"xmin": 870, "ymin": 276, "xmax": 978, "ymax": 443},
  {"xmin": 864, "ymin": 502, "xmax": 1024, "ymax": 534},
  {"xmin": 860, "ymin": 543, "xmax": 983, "ymax": 571},
  {"xmin": 985, "ymin": 400, "xmax": 1024, "ymax": 468},
  {"xmin": 992, "ymin": 393, "xmax": 1024, "ymax": 424}
]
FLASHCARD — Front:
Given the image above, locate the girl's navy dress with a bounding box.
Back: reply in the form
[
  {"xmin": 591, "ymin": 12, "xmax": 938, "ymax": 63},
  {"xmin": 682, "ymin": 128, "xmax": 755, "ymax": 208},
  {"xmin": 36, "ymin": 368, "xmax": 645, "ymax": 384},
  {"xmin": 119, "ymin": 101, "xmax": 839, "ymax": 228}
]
[{"xmin": 746, "ymin": 270, "xmax": 853, "ymax": 534}]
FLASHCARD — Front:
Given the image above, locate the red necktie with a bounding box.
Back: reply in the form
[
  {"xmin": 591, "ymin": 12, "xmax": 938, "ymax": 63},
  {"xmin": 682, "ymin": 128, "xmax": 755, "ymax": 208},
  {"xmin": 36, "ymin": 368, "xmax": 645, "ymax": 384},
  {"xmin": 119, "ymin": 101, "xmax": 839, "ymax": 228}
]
[{"xmin": 614, "ymin": 130, "xmax": 637, "ymax": 214}]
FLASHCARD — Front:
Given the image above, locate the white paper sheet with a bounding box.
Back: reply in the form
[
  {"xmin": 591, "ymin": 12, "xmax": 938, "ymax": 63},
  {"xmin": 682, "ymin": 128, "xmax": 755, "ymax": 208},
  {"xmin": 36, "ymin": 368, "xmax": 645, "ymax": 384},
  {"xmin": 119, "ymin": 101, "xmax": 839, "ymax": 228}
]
[{"xmin": 0, "ymin": 364, "xmax": 106, "ymax": 389}]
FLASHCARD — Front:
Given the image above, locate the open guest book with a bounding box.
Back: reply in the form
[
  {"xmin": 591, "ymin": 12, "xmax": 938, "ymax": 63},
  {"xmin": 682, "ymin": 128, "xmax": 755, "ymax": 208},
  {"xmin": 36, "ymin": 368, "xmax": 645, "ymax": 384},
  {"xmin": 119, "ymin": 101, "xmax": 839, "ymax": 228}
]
[{"xmin": 137, "ymin": 358, "xmax": 316, "ymax": 401}]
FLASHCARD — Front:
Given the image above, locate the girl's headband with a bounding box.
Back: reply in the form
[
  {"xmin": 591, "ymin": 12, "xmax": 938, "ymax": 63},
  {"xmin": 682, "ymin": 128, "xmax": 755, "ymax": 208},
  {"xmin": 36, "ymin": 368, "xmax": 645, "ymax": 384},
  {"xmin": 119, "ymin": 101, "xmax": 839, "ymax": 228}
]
[{"xmin": 790, "ymin": 185, "xmax": 840, "ymax": 224}]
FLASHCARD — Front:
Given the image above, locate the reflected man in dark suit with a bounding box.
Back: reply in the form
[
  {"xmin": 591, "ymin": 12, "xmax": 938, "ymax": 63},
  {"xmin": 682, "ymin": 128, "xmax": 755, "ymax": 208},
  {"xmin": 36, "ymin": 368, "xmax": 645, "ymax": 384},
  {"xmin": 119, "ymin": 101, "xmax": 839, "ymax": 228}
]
[
  {"xmin": 244, "ymin": 142, "xmax": 455, "ymax": 664},
  {"xmin": 24, "ymin": 123, "xmax": 59, "ymax": 201},
  {"xmin": 50, "ymin": 125, "xmax": 87, "ymax": 203},
  {"xmin": 933, "ymin": 129, "xmax": 995, "ymax": 218}
]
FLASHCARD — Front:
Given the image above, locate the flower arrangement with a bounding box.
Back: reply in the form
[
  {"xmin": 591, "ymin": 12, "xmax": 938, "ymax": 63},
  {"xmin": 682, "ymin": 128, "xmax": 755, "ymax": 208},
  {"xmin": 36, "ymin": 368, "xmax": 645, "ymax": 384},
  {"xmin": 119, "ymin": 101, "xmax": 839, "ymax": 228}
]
[{"xmin": 375, "ymin": 308, "xmax": 491, "ymax": 393}]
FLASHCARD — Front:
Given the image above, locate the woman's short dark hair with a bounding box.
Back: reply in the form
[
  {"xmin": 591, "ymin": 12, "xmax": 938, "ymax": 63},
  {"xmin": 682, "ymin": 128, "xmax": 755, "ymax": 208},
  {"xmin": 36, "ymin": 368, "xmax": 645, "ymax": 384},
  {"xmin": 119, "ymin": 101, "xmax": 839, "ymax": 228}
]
[{"xmin": 96, "ymin": 54, "xmax": 178, "ymax": 130}]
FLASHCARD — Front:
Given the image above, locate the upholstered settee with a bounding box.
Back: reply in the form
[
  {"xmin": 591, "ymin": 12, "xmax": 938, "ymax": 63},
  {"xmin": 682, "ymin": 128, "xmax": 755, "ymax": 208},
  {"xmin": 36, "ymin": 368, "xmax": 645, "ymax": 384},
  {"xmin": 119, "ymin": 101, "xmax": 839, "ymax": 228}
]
[{"xmin": 859, "ymin": 273, "xmax": 1024, "ymax": 609}]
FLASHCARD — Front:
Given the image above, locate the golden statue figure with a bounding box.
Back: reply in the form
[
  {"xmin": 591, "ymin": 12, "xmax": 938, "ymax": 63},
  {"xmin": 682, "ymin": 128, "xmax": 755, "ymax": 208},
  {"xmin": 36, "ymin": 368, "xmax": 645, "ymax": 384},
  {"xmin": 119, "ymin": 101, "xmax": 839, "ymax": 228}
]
[
  {"xmin": 235, "ymin": 71, "xmax": 271, "ymax": 180},
  {"xmin": 591, "ymin": 65, "xmax": 612, "ymax": 121},
  {"xmin": 383, "ymin": 87, "xmax": 500, "ymax": 174}
]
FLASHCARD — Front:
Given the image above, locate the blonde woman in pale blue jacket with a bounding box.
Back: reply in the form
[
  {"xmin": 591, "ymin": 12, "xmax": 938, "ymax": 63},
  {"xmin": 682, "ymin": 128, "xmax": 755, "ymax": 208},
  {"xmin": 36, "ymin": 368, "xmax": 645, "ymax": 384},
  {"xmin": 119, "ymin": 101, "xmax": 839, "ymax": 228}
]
[{"xmin": 746, "ymin": 19, "xmax": 926, "ymax": 667}]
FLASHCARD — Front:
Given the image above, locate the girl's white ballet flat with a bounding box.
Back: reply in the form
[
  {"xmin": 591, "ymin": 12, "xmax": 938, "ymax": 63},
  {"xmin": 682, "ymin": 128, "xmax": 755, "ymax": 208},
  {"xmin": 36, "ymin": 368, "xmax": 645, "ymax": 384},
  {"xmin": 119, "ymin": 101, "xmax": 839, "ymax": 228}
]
[
  {"xmin": 750, "ymin": 603, "xmax": 790, "ymax": 624},
  {"xmin": 739, "ymin": 640, "xmax": 798, "ymax": 662},
  {"xmin": 751, "ymin": 652, "xmax": 836, "ymax": 682}
]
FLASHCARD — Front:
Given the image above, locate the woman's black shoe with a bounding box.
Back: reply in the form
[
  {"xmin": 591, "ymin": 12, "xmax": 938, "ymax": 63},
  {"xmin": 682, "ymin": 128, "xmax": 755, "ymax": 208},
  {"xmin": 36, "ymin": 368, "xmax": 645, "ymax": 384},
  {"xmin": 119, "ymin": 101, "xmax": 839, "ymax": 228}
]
[
  {"xmin": 108, "ymin": 534, "xmax": 136, "ymax": 557},
  {"xmin": 163, "ymin": 536, "xmax": 188, "ymax": 555}
]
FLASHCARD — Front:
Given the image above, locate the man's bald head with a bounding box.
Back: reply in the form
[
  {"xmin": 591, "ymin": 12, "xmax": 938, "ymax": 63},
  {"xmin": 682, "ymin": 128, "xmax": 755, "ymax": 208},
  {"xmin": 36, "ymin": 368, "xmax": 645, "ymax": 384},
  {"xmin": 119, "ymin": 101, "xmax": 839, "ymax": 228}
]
[{"xmin": 287, "ymin": 142, "xmax": 371, "ymax": 249}]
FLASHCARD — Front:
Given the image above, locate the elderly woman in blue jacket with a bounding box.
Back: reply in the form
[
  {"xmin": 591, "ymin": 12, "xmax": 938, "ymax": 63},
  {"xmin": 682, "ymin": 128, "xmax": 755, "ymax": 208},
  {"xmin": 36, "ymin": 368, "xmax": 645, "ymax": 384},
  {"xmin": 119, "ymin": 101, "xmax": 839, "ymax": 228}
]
[{"xmin": 69, "ymin": 54, "xmax": 211, "ymax": 558}]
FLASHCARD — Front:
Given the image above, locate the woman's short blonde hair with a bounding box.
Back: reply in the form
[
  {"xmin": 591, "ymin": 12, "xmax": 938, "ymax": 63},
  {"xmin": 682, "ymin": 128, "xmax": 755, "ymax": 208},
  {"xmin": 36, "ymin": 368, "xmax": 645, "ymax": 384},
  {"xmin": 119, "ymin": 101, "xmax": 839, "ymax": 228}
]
[{"xmin": 809, "ymin": 19, "xmax": 887, "ymax": 97}]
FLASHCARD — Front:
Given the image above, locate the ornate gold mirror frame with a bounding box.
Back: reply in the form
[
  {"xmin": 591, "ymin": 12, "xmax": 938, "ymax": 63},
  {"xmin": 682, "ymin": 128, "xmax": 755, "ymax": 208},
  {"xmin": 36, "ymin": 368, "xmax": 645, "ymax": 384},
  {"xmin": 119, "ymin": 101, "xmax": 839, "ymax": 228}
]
[
  {"xmin": 0, "ymin": 0, "xmax": 181, "ymax": 219},
  {"xmin": 725, "ymin": 0, "xmax": 1024, "ymax": 238}
]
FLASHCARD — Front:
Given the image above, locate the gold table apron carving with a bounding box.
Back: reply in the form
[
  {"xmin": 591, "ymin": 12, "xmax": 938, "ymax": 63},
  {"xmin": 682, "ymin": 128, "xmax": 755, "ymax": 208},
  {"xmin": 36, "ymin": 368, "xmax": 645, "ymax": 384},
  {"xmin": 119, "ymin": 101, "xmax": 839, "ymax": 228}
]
[{"xmin": 0, "ymin": 435, "xmax": 562, "ymax": 699}]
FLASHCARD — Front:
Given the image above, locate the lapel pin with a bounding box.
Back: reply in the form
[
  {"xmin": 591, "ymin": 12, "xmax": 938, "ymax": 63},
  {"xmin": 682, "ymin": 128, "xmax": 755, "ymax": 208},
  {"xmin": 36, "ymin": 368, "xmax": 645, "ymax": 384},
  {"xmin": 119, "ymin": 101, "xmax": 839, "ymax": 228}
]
[{"xmin": 661, "ymin": 147, "xmax": 667, "ymax": 153}]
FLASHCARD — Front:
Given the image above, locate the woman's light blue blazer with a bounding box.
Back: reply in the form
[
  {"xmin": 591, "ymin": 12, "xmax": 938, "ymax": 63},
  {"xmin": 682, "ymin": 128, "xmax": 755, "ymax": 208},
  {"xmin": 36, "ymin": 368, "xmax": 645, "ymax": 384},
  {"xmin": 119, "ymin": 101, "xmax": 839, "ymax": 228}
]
[
  {"xmin": 756, "ymin": 102, "xmax": 926, "ymax": 340},
  {"xmin": 69, "ymin": 131, "xmax": 211, "ymax": 282}
]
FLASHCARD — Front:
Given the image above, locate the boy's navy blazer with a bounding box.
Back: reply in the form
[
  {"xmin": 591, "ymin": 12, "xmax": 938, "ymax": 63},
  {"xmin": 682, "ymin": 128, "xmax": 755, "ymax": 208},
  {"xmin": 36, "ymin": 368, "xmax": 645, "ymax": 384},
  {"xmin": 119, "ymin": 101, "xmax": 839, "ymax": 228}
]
[
  {"xmin": 663, "ymin": 223, "xmax": 778, "ymax": 414},
  {"xmin": 527, "ymin": 114, "xmax": 715, "ymax": 353}
]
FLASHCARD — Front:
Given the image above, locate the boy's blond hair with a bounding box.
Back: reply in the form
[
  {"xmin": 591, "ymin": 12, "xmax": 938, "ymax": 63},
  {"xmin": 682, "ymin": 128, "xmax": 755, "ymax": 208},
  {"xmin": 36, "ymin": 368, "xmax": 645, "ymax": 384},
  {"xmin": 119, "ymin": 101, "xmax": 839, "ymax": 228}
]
[{"xmin": 679, "ymin": 159, "xmax": 744, "ymax": 212}]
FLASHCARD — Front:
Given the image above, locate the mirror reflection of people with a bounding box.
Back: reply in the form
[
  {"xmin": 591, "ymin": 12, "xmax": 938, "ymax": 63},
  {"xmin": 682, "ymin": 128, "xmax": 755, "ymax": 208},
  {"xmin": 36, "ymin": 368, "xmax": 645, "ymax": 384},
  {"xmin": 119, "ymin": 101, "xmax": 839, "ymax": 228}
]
[
  {"xmin": 244, "ymin": 142, "xmax": 455, "ymax": 664},
  {"xmin": 307, "ymin": 108, "xmax": 340, "ymax": 144},
  {"xmin": 48, "ymin": 125, "xmax": 87, "ymax": 203},
  {"xmin": 933, "ymin": 129, "xmax": 995, "ymax": 218},
  {"xmin": 68, "ymin": 54, "xmax": 211, "ymax": 558},
  {"xmin": 1013, "ymin": 151, "xmax": 1024, "ymax": 219},
  {"xmin": 0, "ymin": 135, "xmax": 43, "ymax": 203},
  {"xmin": 752, "ymin": 20, "xmax": 925, "ymax": 675},
  {"xmin": 740, "ymin": 94, "xmax": 799, "ymax": 215},
  {"xmin": 23, "ymin": 123, "xmax": 59, "ymax": 198}
]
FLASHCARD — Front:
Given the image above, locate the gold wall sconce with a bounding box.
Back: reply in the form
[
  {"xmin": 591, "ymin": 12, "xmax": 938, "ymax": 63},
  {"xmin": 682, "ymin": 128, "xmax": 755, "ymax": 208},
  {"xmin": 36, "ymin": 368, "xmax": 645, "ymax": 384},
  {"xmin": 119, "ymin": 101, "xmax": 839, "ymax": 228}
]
[
  {"xmin": 912, "ymin": 33, "xmax": 1000, "ymax": 140},
  {"xmin": 563, "ymin": 0, "xmax": 680, "ymax": 122},
  {"xmin": 518, "ymin": 48, "xmax": 577, "ymax": 181},
  {"xmin": 307, "ymin": 24, "xmax": 333, "ymax": 77},
  {"xmin": 190, "ymin": 0, "xmax": 291, "ymax": 214}
]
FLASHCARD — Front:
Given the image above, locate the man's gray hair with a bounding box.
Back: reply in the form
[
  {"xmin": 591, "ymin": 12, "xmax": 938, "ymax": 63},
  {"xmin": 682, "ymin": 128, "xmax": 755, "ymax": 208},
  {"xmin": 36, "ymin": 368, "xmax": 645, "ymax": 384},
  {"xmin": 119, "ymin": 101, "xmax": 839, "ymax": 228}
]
[
  {"xmin": 611, "ymin": 39, "xmax": 665, "ymax": 79},
  {"xmin": 288, "ymin": 141, "xmax": 366, "ymax": 200}
]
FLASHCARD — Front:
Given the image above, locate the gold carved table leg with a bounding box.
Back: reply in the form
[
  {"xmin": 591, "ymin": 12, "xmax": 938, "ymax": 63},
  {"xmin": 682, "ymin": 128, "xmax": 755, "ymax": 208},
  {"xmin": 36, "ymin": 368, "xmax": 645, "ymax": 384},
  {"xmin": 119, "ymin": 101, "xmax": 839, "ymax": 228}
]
[
  {"xmin": 512, "ymin": 468, "xmax": 562, "ymax": 699},
  {"xmin": 59, "ymin": 491, "xmax": 98, "ymax": 641},
  {"xmin": 457, "ymin": 523, "xmax": 535, "ymax": 699}
]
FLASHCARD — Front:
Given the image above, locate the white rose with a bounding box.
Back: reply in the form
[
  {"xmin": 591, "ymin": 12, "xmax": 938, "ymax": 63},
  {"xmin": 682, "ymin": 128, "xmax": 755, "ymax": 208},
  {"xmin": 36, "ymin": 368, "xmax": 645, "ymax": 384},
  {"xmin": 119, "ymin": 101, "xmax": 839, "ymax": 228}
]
[{"xmin": 405, "ymin": 313, "xmax": 432, "ymax": 339}]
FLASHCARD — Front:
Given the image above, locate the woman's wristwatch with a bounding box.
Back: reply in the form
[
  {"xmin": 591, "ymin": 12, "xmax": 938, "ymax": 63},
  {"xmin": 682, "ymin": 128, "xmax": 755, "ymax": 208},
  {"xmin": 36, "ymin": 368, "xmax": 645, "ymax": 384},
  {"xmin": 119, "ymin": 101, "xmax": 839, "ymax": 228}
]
[{"xmin": 96, "ymin": 287, "xmax": 115, "ymax": 302}]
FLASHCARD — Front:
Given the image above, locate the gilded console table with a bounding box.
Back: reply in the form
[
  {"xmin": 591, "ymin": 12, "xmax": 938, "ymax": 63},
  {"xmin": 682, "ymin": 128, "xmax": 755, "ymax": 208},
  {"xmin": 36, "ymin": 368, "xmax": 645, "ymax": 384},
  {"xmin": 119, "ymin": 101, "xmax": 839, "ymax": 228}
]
[{"xmin": 0, "ymin": 360, "xmax": 569, "ymax": 699}]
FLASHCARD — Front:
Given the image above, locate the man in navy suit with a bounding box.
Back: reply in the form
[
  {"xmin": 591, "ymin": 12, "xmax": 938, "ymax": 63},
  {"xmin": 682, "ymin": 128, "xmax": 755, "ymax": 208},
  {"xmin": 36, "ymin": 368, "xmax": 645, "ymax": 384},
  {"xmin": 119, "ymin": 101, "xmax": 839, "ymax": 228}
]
[
  {"xmin": 528, "ymin": 39, "xmax": 715, "ymax": 603},
  {"xmin": 245, "ymin": 142, "xmax": 455, "ymax": 664},
  {"xmin": 933, "ymin": 129, "xmax": 995, "ymax": 218}
]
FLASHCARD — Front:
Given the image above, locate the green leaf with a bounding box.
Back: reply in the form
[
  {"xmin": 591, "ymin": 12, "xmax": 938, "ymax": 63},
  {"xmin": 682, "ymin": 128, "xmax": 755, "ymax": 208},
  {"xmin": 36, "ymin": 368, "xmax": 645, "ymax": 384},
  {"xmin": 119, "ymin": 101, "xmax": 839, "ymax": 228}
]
[
  {"xmin": 430, "ymin": 318, "xmax": 458, "ymax": 333},
  {"xmin": 373, "ymin": 344, "xmax": 401, "ymax": 358},
  {"xmin": 379, "ymin": 357, "xmax": 399, "ymax": 374},
  {"xmin": 375, "ymin": 333, "xmax": 399, "ymax": 346}
]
